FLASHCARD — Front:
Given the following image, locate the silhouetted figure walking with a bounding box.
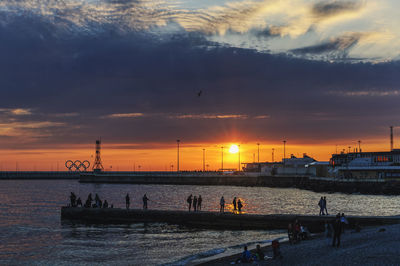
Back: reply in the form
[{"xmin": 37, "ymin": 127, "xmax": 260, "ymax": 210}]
[
  {"xmin": 193, "ymin": 196, "xmax": 198, "ymax": 211},
  {"xmin": 103, "ymin": 200, "xmax": 108, "ymax": 208},
  {"xmin": 323, "ymin": 196, "xmax": 328, "ymax": 215},
  {"xmin": 332, "ymin": 213, "xmax": 343, "ymax": 247},
  {"xmin": 220, "ymin": 196, "xmax": 225, "ymax": 213},
  {"xmin": 233, "ymin": 197, "xmax": 237, "ymax": 211},
  {"xmin": 143, "ymin": 194, "xmax": 149, "ymax": 210},
  {"xmin": 237, "ymin": 199, "xmax": 243, "ymax": 213},
  {"xmin": 187, "ymin": 194, "xmax": 193, "ymax": 211},
  {"xmin": 197, "ymin": 195, "xmax": 202, "ymax": 211},
  {"xmin": 126, "ymin": 193, "xmax": 130, "ymax": 209},
  {"xmin": 318, "ymin": 196, "xmax": 324, "ymax": 215}
]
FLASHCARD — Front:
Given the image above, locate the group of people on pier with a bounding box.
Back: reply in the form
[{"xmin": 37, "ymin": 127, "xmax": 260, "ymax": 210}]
[
  {"xmin": 186, "ymin": 194, "xmax": 202, "ymax": 211},
  {"xmin": 219, "ymin": 196, "xmax": 244, "ymax": 213},
  {"xmin": 125, "ymin": 193, "xmax": 150, "ymax": 210},
  {"xmin": 69, "ymin": 192, "xmax": 112, "ymax": 209}
]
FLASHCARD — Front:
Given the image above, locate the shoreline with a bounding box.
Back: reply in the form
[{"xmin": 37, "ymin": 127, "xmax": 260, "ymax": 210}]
[{"xmin": 195, "ymin": 224, "xmax": 400, "ymax": 265}]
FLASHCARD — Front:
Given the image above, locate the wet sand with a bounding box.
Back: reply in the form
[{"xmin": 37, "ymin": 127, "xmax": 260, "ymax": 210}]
[{"xmin": 197, "ymin": 224, "xmax": 400, "ymax": 265}]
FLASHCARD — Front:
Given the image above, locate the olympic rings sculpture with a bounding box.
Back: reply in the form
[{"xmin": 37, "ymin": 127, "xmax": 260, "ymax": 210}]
[{"xmin": 65, "ymin": 160, "xmax": 91, "ymax": 172}]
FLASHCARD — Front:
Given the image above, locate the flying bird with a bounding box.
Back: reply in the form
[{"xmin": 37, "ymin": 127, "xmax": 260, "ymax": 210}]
[{"xmin": 197, "ymin": 90, "xmax": 202, "ymax": 97}]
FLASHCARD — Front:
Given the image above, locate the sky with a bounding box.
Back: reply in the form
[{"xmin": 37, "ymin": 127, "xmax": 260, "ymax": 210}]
[{"xmin": 0, "ymin": 0, "xmax": 400, "ymax": 170}]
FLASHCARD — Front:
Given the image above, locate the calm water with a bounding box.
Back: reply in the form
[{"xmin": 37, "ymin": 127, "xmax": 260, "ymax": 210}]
[{"xmin": 1, "ymin": 180, "xmax": 400, "ymax": 265}]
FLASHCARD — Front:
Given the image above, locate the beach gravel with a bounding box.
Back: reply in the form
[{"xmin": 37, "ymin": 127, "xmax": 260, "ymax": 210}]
[{"xmin": 201, "ymin": 223, "xmax": 400, "ymax": 265}]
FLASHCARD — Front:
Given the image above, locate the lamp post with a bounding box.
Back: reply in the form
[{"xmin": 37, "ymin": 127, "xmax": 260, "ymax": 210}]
[
  {"xmin": 358, "ymin": 140, "xmax": 361, "ymax": 153},
  {"xmin": 272, "ymin": 148, "xmax": 275, "ymax": 162},
  {"xmin": 238, "ymin": 145, "xmax": 241, "ymax": 171},
  {"xmin": 257, "ymin": 143, "xmax": 260, "ymax": 162},
  {"xmin": 221, "ymin": 146, "xmax": 224, "ymax": 171},
  {"xmin": 177, "ymin": 139, "xmax": 180, "ymax": 172},
  {"xmin": 283, "ymin": 140, "xmax": 286, "ymax": 162},
  {"xmin": 202, "ymin": 148, "xmax": 205, "ymax": 172}
]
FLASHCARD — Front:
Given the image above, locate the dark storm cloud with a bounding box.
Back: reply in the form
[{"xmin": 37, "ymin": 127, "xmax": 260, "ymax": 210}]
[
  {"xmin": 291, "ymin": 34, "xmax": 361, "ymax": 56},
  {"xmin": 0, "ymin": 11, "xmax": 400, "ymax": 148},
  {"xmin": 312, "ymin": 1, "xmax": 363, "ymax": 18}
]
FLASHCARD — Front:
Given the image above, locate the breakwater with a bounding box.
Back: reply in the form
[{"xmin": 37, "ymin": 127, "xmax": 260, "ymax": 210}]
[
  {"xmin": 79, "ymin": 172, "xmax": 400, "ymax": 195},
  {"xmin": 0, "ymin": 171, "xmax": 80, "ymax": 180},
  {"xmin": 61, "ymin": 207, "xmax": 400, "ymax": 232}
]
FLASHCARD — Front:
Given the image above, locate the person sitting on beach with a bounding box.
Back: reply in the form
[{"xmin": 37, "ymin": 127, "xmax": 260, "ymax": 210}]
[
  {"xmin": 235, "ymin": 246, "xmax": 252, "ymax": 263},
  {"xmin": 254, "ymin": 244, "xmax": 264, "ymax": 261},
  {"xmin": 300, "ymin": 225, "xmax": 310, "ymax": 240},
  {"xmin": 76, "ymin": 197, "xmax": 82, "ymax": 207},
  {"xmin": 220, "ymin": 196, "xmax": 225, "ymax": 213},
  {"xmin": 293, "ymin": 220, "xmax": 301, "ymax": 242},
  {"xmin": 193, "ymin": 196, "xmax": 198, "ymax": 212},
  {"xmin": 197, "ymin": 195, "xmax": 202, "ymax": 211},
  {"xmin": 187, "ymin": 194, "xmax": 193, "ymax": 211},
  {"xmin": 272, "ymin": 240, "xmax": 283, "ymax": 259},
  {"xmin": 70, "ymin": 192, "xmax": 76, "ymax": 207},
  {"xmin": 143, "ymin": 194, "xmax": 149, "ymax": 210},
  {"xmin": 233, "ymin": 197, "xmax": 237, "ymax": 211},
  {"xmin": 125, "ymin": 193, "xmax": 130, "ymax": 209},
  {"xmin": 103, "ymin": 200, "xmax": 108, "ymax": 208},
  {"xmin": 237, "ymin": 199, "xmax": 243, "ymax": 213}
]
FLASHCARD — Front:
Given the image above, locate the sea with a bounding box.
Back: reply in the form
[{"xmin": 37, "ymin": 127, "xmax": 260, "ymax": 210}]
[{"xmin": 1, "ymin": 179, "xmax": 399, "ymax": 265}]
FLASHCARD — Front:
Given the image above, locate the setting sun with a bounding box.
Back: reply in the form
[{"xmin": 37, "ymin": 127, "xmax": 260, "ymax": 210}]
[{"xmin": 229, "ymin": 144, "xmax": 239, "ymax": 154}]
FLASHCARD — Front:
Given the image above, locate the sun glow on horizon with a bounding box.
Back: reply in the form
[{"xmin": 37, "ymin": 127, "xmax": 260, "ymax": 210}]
[{"xmin": 229, "ymin": 144, "xmax": 239, "ymax": 154}]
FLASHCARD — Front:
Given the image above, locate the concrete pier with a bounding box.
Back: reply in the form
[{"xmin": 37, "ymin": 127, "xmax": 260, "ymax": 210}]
[{"xmin": 61, "ymin": 207, "xmax": 400, "ymax": 232}]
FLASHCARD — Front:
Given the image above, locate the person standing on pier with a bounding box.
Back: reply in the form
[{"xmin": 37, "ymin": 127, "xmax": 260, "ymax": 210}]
[
  {"xmin": 233, "ymin": 197, "xmax": 237, "ymax": 211},
  {"xmin": 323, "ymin": 196, "xmax": 329, "ymax": 215},
  {"xmin": 143, "ymin": 194, "xmax": 149, "ymax": 210},
  {"xmin": 197, "ymin": 195, "xmax": 202, "ymax": 211},
  {"xmin": 76, "ymin": 197, "xmax": 82, "ymax": 207},
  {"xmin": 237, "ymin": 199, "xmax": 243, "ymax": 213},
  {"xmin": 125, "ymin": 193, "xmax": 130, "ymax": 209},
  {"xmin": 220, "ymin": 196, "xmax": 225, "ymax": 213},
  {"xmin": 187, "ymin": 194, "xmax": 193, "ymax": 211},
  {"xmin": 193, "ymin": 196, "xmax": 198, "ymax": 211},
  {"xmin": 318, "ymin": 197, "xmax": 324, "ymax": 215},
  {"xmin": 70, "ymin": 192, "xmax": 77, "ymax": 207}
]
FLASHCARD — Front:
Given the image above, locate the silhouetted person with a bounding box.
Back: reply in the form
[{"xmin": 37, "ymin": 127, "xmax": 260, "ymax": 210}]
[
  {"xmin": 255, "ymin": 244, "xmax": 264, "ymax": 261},
  {"xmin": 76, "ymin": 197, "xmax": 82, "ymax": 207},
  {"xmin": 87, "ymin": 193, "xmax": 93, "ymax": 207},
  {"xmin": 237, "ymin": 199, "xmax": 243, "ymax": 213},
  {"xmin": 235, "ymin": 246, "xmax": 251, "ymax": 263},
  {"xmin": 193, "ymin": 196, "xmax": 198, "ymax": 212},
  {"xmin": 318, "ymin": 196, "xmax": 324, "ymax": 215},
  {"xmin": 95, "ymin": 193, "xmax": 101, "ymax": 208},
  {"xmin": 220, "ymin": 196, "xmax": 225, "ymax": 213},
  {"xmin": 70, "ymin": 192, "xmax": 76, "ymax": 207},
  {"xmin": 332, "ymin": 213, "xmax": 343, "ymax": 247},
  {"xmin": 143, "ymin": 194, "xmax": 149, "ymax": 210},
  {"xmin": 340, "ymin": 213, "xmax": 348, "ymax": 233},
  {"xmin": 272, "ymin": 240, "xmax": 283, "ymax": 259},
  {"xmin": 103, "ymin": 200, "xmax": 108, "ymax": 208},
  {"xmin": 187, "ymin": 194, "xmax": 193, "ymax": 211},
  {"xmin": 126, "ymin": 193, "xmax": 130, "ymax": 209},
  {"xmin": 233, "ymin": 197, "xmax": 237, "ymax": 211},
  {"xmin": 323, "ymin": 196, "xmax": 329, "ymax": 215},
  {"xmin": 197, "ymin": 195, "xmax": 202, "ymax": 211}
]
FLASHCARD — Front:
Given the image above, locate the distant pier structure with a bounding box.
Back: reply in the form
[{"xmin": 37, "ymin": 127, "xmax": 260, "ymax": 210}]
[{"xmin": 92, "ymin": 140, "xmax": 104, "ymax": 172}]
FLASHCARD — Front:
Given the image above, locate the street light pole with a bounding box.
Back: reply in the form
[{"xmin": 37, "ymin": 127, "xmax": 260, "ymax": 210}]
[
  {"xmin": 177, "ymin": 139, "xmax": 180, "ymax": 172},
  {"xmin": 238, "ymin": 145, "xmax": 241, "ymax": 171},
  {"xmin": 257, "ymin": 143, "xmax": 260, "ymax": 162},
  {"xmin": 221, "ymin": 146, "xmax": 224, "ymax": 171},
  {"xmin": 283, "ymin": 140, "xmax": 286, "ymax": 161},
  {"xmin": 272, "ymin": 148, "xmax": 275, "ymax": 162},
  {"xmin": 203, "ymin": 148, "xmax": 205, "ymax": 172}
]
